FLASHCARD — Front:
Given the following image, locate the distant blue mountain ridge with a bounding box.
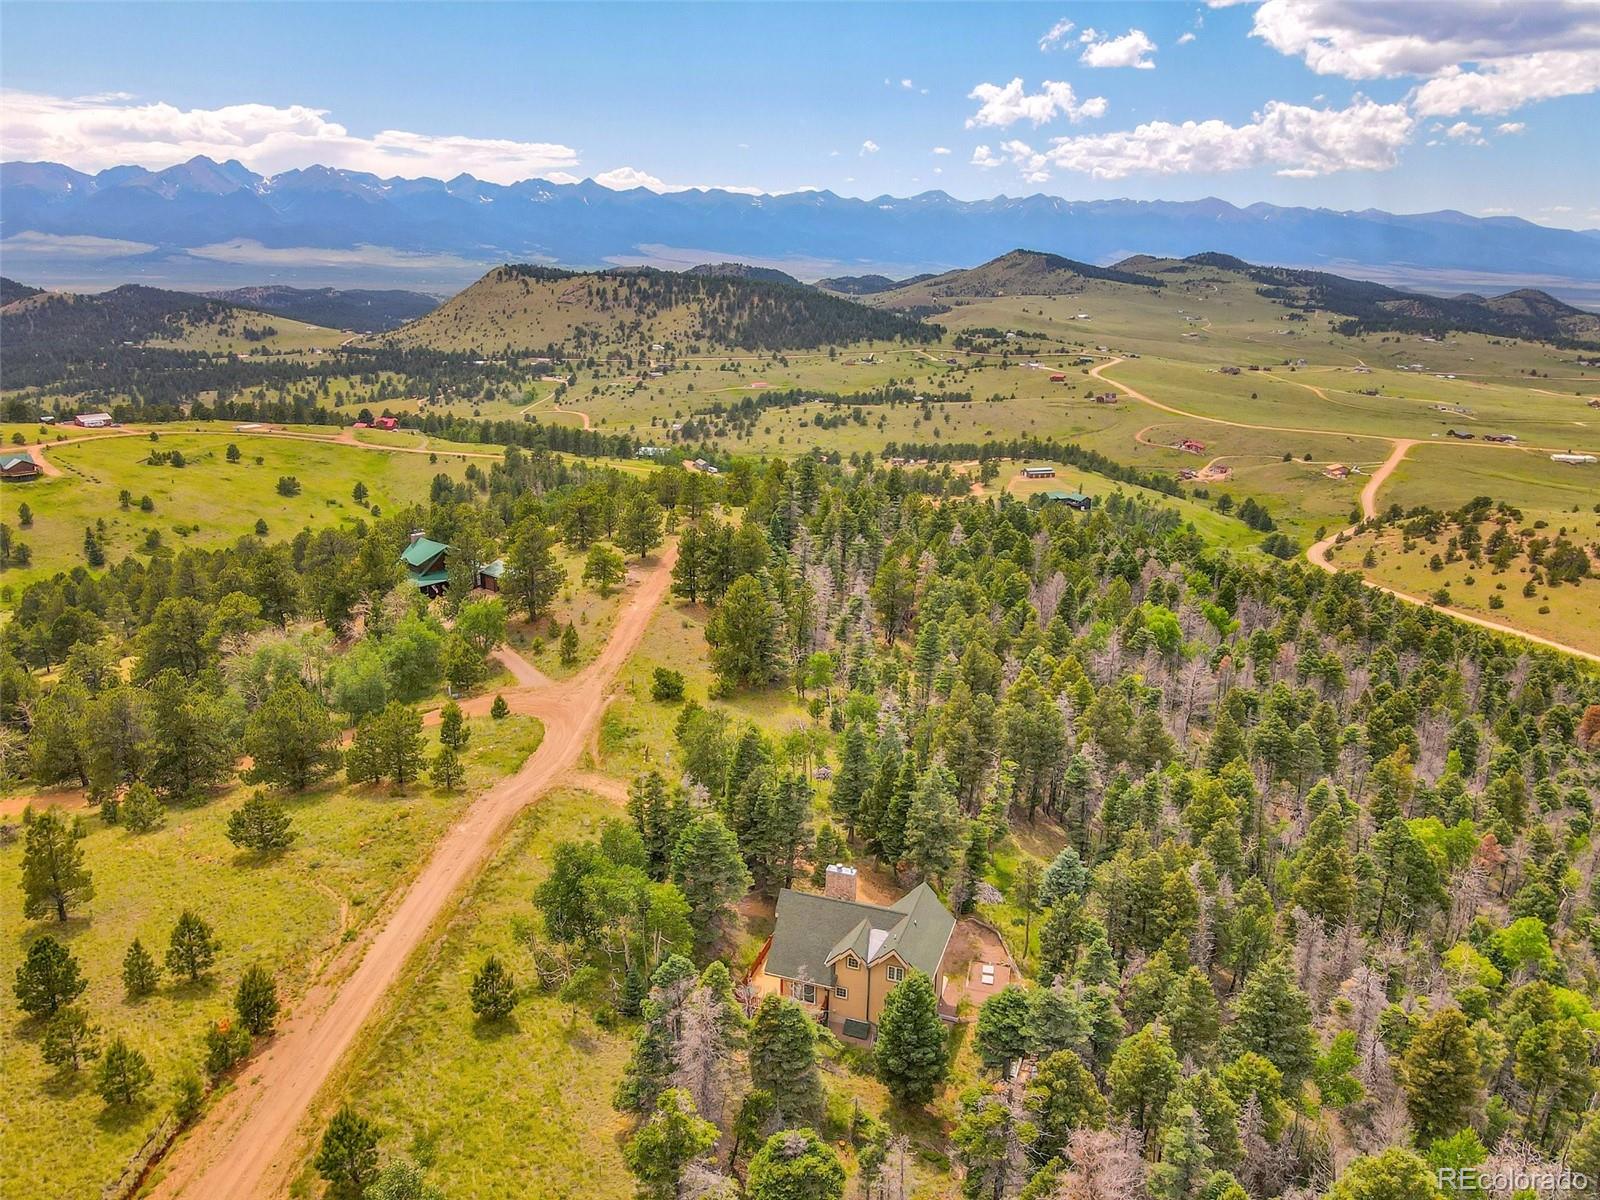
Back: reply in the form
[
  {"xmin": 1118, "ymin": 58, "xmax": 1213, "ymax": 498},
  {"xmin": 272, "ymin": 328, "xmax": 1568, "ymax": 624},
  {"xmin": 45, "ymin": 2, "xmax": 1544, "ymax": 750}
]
[{"xmin": 3, "ymin": 156, "xmax": 1597, "ymax": 301}]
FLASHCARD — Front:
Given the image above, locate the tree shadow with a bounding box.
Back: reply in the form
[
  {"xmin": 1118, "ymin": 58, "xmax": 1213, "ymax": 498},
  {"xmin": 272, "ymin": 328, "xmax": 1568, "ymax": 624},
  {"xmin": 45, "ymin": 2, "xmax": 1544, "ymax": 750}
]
[
  {"xmin": 470, "ymin": 1014, "xmax": 521, "ymax": 1042},
  {"xmin": 13, "ymin": 913, "xmax": 92, "ymax": 952},
  {"xmin": 166, "ymin": 975, "xmax": 219, "ymax": 1001},
  {"xmin": 94, "ymin": 1097, "xmax": 155, "ymax": 1134},
  {"xmin": 40, "ymin": 1064, "xmax": 93, "ymax": 1100}
]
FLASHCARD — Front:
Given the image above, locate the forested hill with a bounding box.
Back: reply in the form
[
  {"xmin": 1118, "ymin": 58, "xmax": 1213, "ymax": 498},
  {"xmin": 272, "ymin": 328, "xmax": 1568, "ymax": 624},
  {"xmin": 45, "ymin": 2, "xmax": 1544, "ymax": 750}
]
[
  {"xmin": 871, "ymin": 249, "xmax": 1164, "ymax": 311},
  {"xmin": 0, "ymin": 276, "xmax": 43, "ymax": 306},
  {"xmin": 0, "ymin": 285, "xmax": 267, "ymax": 369},
  {"xmin": 1177, "ymin": 252, "xmax": 1600, "ymax": 345},
  {"xmin": 202, "ymin": 285, "xmax": 437, "ymax": 333},
  {"xmin": 374, "ymin": 263, "xmax": 940, "ymax": 354}
]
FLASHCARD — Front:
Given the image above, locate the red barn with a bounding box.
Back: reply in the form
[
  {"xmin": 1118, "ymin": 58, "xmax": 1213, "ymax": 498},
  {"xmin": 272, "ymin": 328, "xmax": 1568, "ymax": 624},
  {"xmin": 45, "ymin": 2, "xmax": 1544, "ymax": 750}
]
[{"xmin": 375, "ymin": 416, "xmax": 399, "ymax": 431}]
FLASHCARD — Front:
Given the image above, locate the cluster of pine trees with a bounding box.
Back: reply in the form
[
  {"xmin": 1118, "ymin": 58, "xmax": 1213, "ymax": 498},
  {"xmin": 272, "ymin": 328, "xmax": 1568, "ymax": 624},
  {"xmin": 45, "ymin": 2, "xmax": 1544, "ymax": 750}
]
[{"xmin": 606, "ymin": 452, "xmax": 1600, "ymax": 1198}]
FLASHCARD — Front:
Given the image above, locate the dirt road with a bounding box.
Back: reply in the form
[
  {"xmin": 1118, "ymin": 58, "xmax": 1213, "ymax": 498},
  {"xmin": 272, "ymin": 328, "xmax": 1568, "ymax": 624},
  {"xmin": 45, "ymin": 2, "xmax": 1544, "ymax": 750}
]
[{"xmin": 147, "ymin": 545, "xmax": 676, "ymax": 1200}]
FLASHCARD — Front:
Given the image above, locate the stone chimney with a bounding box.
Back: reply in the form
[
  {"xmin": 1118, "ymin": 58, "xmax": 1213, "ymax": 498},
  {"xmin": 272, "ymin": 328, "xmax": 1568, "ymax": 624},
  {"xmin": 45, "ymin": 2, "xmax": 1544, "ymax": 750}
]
[{"xmin": 824, "ymin": 863, "xmax": 858, "ymax": 902}]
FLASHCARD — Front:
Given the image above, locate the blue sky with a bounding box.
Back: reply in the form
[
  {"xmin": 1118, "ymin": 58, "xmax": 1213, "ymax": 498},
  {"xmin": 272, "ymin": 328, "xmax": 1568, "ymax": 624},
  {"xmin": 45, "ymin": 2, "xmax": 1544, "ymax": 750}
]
[{"xmin": 2, "ymin": 1, "xmax": 1597, "ymax": 227}]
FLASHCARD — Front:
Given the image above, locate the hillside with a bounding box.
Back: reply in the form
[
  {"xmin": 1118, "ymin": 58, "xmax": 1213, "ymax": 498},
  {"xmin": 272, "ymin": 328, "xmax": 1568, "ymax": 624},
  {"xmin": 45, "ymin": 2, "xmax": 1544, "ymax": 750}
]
[
  {"xmin": 376, "ymin": 263, "xmax": 938, "ymax": 353},
  {"xmin": 203, "ymin": 285, "xmax": 437, "ymax": 332},
  {"xmin": 0, "ymin": 283, "xmax": 349, "ymax": 390},
  {"xmin": 817, "ymin": 272, "xmax": 936, "ymax": 295},
  {"xmin": 1175, "ymin": 252, "xmax": 1600, "ymax": 345},
  {"xmin": 683, "ymin": 262, "xmax": 804, "ymax": 287},
  {"xmin": 868, "ymin": 249, "xmax": 1164, "ymax": 312},
  {"xmin": 0, "ymin": 276, "xmax": 43, "ymax": 306}
]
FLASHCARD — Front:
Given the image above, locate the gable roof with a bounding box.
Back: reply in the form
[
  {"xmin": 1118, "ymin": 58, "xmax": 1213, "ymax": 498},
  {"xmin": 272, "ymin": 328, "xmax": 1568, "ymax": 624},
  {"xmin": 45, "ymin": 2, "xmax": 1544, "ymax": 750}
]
[
  {"xmin": 766, "ymin": 882, "xmax": 955, "ymax": 987},
  {"xmin": 0, "ymin": 454, "xmax": 38, "ymax": 471},
  {"xmin": 400, "ymin": 536, "xmax": 449, "ymax": 569}
]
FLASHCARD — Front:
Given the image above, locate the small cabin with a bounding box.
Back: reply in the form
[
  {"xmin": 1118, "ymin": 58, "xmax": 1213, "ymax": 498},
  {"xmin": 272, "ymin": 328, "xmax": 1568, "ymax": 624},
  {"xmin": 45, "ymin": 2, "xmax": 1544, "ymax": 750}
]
[
  {"xmin": 1021, "ymin": 465, "xmax": 1056, "ymax": 480},
  {"xmin": 0, "ymin": 453, "xmax": 40, "ymax": 482},
  {"xmin": 375, "ymin": 416, "xmax": 399, "ymax": 431},
  {"xmin": 1049, "ymin": 373, "xmax": 1067, "ymax": 383},
  {"xmin": 74, "ymin": 412, "xmax": 113, "ymax": 428},
  {"xmin": 1042, "ymin": 490, "xmax": 1093, "ymax": 511}
]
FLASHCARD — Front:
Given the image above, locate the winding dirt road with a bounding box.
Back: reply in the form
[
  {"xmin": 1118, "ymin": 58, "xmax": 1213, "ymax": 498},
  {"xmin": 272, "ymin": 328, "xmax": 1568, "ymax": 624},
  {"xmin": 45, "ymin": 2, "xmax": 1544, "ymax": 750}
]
[
  {"xmin": 1089, "ymin": 358, "xmax": 1600, "ymax": 663},
  {"xmin": 147, "ymin": 545, "xmax": 676, "ymax": 1200}
]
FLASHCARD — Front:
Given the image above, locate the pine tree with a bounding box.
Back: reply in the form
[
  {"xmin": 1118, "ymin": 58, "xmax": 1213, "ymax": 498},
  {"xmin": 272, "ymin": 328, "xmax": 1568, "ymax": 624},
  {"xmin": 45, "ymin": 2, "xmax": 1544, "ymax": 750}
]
[
  {"xmin": 235, "ymin": 964, "xmax": 280, "ymax": 1035},
  {"xmin": 121, "ymin": 782, "xmax": 166, "ymax": 834},
  {"xmin": 490, "ymin": 694, "xmax": 510, "ymax": 719},
  {"xmin": 226, "ymin": 791, "xmax": 296, "ymax": 853},
  {"xmin": 903, "ymin": 764, "xmax": 963, "ymax": 882},
  {"xmin": 1291, "ymin": 808, "xmax": 1356, "ymax": 927},
  {"xmin": 315, "ymin": 1105, "xmax": 382, "ymax": 1198},
  {"xmin": 1225, "ymin": 954, "xmax": 1316, "ymax": 1089},
  {"xmin": 1108, "ymin": 1022, "xmax": 1181, "ymax": 1132},
  {"xmin": 875, "ymin": 970, "xmax": 949, "ymax": 1105},
  {"xmin": 1397, "ymin": 1007, "xmax": 1481, "ymax": 1142},
  {"xmin": 624, "ymin": 1088, "xmax": 717, "ymax": 1200},
  {"xmin": 166, "ymin": 910, "xmax": 221, "ymax": 983},
  {"xmin": 1164, "ymin": 967, "xmax": 1222, "ymax": 1064},
  {"xmin": 1147, "ymin": 1105, "xmax": 1214, "ymax": 1200},
  {"xmin": 20, "ymin": 810, "xmax": 95, "ymax": 922},
  {"xmin": 830, "ymin": 722, "xmax": 873, "ymax": 836},
  {"xmin": 41, "ymin": 1005, "xmax": 103, "ymax": 1071},
  {"xmin": 95, "ymin": 1037, "xmax": 154, "ymax": 1107},
  {"xmin": 13, "ymin": 936, "xmax": 87, "ymax": 1019},
  {"xmin": 748, "ymin": 994, "xmax": 823, "ymax": 1124},
  {"xmin": 122, "ymin": 939, "xmax": 161, "ymax": 998},
  {"xmin": 747, "ymin": 1128, "xmax": 846, "ymax": 1200},
  {"xmin": 559, "ymin": 621, "xmax": 580, "ymax": 665},
  {"xmin": 469, "ymin": 955, "xmax": 517, "ymax": 1021},
  {"xmin": 975, "ymin": 985, "xmax": 1032, "ymax": 1070},
  {"xmin": 242, "ymin": 682, "xmax": 342, "ymax": 792},
  {"xmin": 670, "ymin": 812, "xmax": 751, "ymax": 942},
  {"xmin": 429, "ymin": 745, "xmax": 465, "ymax": 791},
  {"xmin": 1025, "ymin": 1049, "xmax": 1107, "ymax": 1160},
  {"xmin": 437, "ymin": 699, "xmax": 470, "ymax": 752}
]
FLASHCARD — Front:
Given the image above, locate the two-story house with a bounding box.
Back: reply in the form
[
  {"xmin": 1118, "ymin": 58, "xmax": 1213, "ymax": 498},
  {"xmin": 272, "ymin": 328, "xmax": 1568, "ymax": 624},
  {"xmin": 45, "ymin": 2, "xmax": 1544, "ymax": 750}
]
[{"xmin": 759, "ymin": 866, "xmax": 956, "ymax": 1042}]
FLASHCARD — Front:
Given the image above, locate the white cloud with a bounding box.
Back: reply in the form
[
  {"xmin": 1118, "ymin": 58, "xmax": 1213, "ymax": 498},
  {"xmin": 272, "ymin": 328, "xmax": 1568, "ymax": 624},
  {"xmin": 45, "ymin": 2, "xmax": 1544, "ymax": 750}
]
[
  {"xmin": 591, "ymin": 166, "xmax": 767, "ymax": 195},
  {"xmin": 1079, "ymin": 29, "xmax": 1158, "ymax": 69},
  {"xmin": 1442, "ymin": 120, "xmax": 1486, "ymax": 145},
  {"xmin": 1412, "ymin": 51, "xmax": 1600, "ymax": 115},
  {"xmin": 860, "ymin": 139, "xmax": 880, "ymax": 155},
  {"xmin": 1177, "ymin": 31, "xmax": 1197, "ymax": 45},
  {"xmin": 1496, "ymin": 121, "xmax": 1526, "ymax": 135},
  {"xmin": 931, "ymin": 146, "xmax": 952, "ymax": 155},
  {"xmin": 901, "ymin": 79, "xmax": 915, "ymax": 90},
  {"xmin": 990, "ymin": 96, "xmax": 1415, "ymax": 180},
  {"xmin": 971, "ymin": 145, "xmax": 1004, "ymax": 169},
  {"xmin": 966, "ymin": 78, "xmax": 1108, "ymax": 129},
  {"xmin": 1039, "ymin": 18, "xmax": 1076, "ymax": 50},
  {"xmin": 1248, "ymin": 0, "xmax": 1600, "ymax": 114},
  {"xmin": 0, "ymin": 89, "xmax": 580, "ymax": 183},
  {"xmin": 1479, "ymin": 206, "xmax": 1513, "ymax": 215}
]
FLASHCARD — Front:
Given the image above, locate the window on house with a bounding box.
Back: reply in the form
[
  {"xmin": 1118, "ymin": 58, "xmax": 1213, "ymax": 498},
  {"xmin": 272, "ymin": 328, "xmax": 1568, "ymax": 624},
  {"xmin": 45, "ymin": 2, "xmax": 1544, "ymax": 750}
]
[
  {"xmin": 846, "ymin": 955, "xmax": 860, "ymax": 970},
  {"xmin": 886, "ymin": 965, "xmax": 905, "ymax": 984},
  {"xmin": 799, "ymin": 983, "xmax": 816, "ymax": 1003},
  {"xmin": 835, "ymin": 986, "xmax": 849, "ymax": 999}
]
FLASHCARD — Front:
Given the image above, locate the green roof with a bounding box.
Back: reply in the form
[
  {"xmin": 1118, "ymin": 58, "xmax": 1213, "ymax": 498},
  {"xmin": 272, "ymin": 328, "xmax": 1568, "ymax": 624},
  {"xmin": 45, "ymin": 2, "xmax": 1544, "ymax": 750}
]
[
  {"xmin": 477, "ymin": 558, "xmax": 505, "ymax": 579},
  {"xmin": 765, "ymin": 883, "xmax": 955, "ymax": 987},
  {"xmin": 400, "ymin": 537, "xmax": 449, "ymax": 569},
  {"xmin": 410, "ymin": 568, "xmax": 449, "ymax": 587}
]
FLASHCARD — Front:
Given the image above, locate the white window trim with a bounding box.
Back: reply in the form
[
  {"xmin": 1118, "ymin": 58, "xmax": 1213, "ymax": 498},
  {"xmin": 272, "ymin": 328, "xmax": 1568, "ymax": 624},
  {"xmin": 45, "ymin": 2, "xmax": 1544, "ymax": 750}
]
[
  {"xmin": 886, "ymin": 964, "xmax": 905, "ymax": 984},
  {"xmin": 798, "ymin": 983, "xmax": 816, "ymax": 1003},
  {"xmin": 835, "ymin": 986, "xmax": 849, "ymax": 999},
  {"xmin": 846, "ymin": 955, "xmax": 860, "ymax": 970}
]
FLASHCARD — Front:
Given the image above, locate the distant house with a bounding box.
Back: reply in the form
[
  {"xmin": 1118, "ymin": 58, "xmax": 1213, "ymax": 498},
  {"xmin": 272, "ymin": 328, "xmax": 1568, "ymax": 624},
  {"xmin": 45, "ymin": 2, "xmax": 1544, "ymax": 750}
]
[
  {"xmin": 1042, "ymin": 490, "xmax": 1093, "ymax": 511},
  {"xmin": 74, "ymin": 412, "xmax": 113, "ymax": 428},
  {"xmin": 351, "ymin": 421, "xmax": 370, "ymax": 429},
  {"xmin": 0, "ymin": 453, "xmax": 40, "ymax": 482},
  {"xmin": 1021, "ymin": 465, "xmax": 1056, "ymax": 480},
  {"xmin": 1178, "ymin": 438, "xmax": 1207, "ymax": 454},
  {"xmin": 636, "ymin": 445, "xmax": 668, "ymax": 459},
  {"xmin": 1323, "ymin": 464, "xmax": 1351, "ymax": 480},
  {"xmin": 1552, "ymin": 453, "xmax": 1598, "ymax": 465},
  {"xmin": 374, "ymin": 416, "xmax": 399, "ymax": 431},
  {"xmin": 1049, "ymin": 373, "xmax": 1067, "ymax": 383},
  {"xmin": 398, "ymin": 532, "xmax": 502, "ymax": 595},
  {"xmin": 1483, "ymin": 434, "xmax": 1517, "ymax": 444},
  {"xmin": 1446, "ymin": 429, "xmax": 1475, "ymax": 440},
  {"xmin": 759, "ymin": 869, "xmax": 956, "ymax": 1042}
]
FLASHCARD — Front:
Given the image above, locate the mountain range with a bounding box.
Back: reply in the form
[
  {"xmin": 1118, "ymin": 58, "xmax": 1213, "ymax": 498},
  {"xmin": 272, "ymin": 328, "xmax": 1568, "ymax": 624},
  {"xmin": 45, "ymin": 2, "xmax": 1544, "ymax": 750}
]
[{"xmin": 4, "ymin": 157, "xmax": 1599, "ymax": 305}]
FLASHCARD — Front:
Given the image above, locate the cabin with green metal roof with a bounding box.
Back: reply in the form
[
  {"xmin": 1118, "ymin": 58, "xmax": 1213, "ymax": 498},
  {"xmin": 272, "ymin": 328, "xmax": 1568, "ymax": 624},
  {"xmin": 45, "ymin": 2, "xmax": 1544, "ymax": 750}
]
[
  {"xmin": 1040, "ymin": 489, "xmax": 1093, "ymax": 511},
  {"xmin": 399, "ymin": 532, "xmax": 504, "ymax": 595}
]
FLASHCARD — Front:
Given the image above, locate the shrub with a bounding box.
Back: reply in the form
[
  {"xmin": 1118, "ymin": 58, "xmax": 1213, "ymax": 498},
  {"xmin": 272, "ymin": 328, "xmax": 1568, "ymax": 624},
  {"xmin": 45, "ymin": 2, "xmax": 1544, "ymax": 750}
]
[{"xmin": 650, "ymin": 668, "xmax": 686, "ymax": 702}]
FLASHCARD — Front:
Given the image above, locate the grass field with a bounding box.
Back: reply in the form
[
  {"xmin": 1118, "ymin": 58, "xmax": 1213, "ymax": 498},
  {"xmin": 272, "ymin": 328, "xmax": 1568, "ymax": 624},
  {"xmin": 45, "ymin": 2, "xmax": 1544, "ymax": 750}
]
[
  {"xmin": 3, "ymin": 426, "xmax": 473, "ymax": 594},
  {"xmin": 1, "ymin": 715, "xmax": 544, "ymax": 1200},
  {"xmin": 286, "ymin": 787, "xmax": 636, "ymax": 1200}
]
